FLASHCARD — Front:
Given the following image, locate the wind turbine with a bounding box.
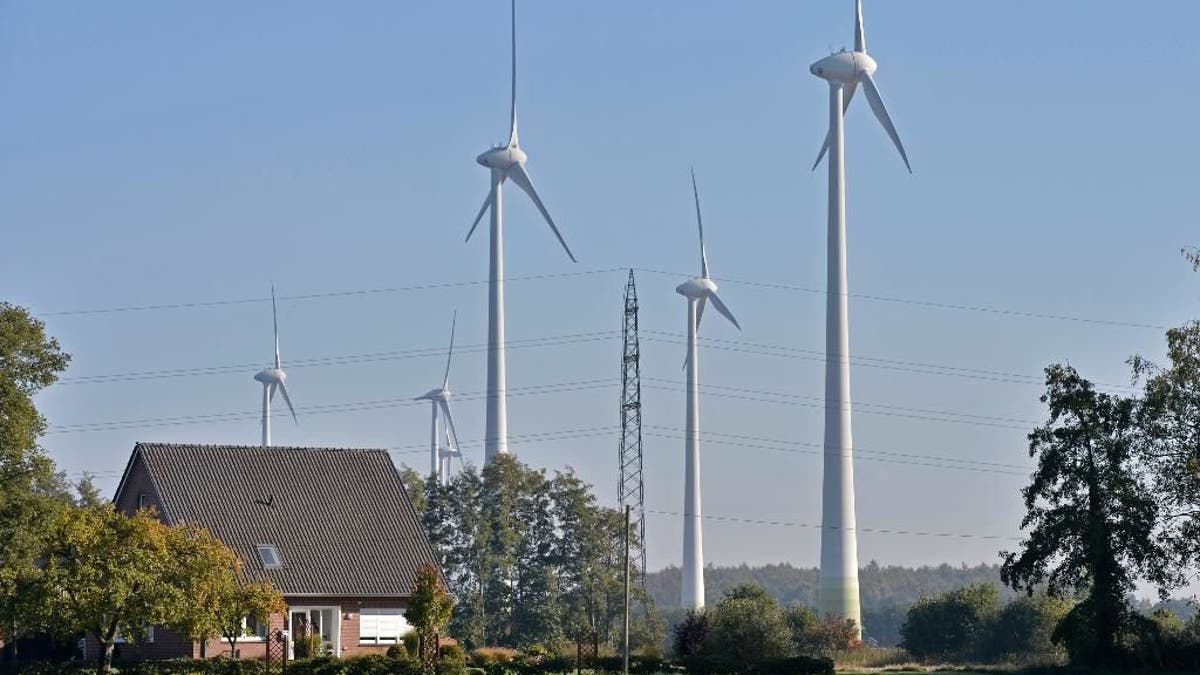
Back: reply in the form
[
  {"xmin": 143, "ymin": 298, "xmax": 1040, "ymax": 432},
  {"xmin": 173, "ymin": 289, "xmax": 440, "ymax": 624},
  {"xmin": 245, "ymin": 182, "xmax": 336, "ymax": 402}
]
[
  {"xmin": 416, "ymin": 312, "xmax": 463, "ymax": 483},
  {"xmin": 438, "ymin": 427, "xmax": 463, "ymax": 487},
  {"xmin": 809, "ymin": 0, "xmax": 910, "ymax": 637},
  {"xmin": 677, "ymin": 169, "xmax": 740, "ymax": 610},
  {"xmin": 253, "ymin": 286, "xmax": 297, "ymax": 447},
  {"xmin": 466, "ymin": 0, "xmax": 575, "ymax": 465}
]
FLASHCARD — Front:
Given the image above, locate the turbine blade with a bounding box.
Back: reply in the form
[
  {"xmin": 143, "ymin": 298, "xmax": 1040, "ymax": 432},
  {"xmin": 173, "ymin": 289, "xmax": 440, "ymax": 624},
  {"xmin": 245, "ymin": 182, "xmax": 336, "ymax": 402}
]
[
  {"xmin": 271, "ymin": 284, "xmax": 281, "ymax": 369},
  {"xmin": 708, "ymin": 292, "xmax": 741, "ymax": 330},
  {"xmin": 268, "ymin": 381, "xmax": 278, "ymax": 403},
  {"xmin": 443, "ymin": 310, "xmax": 457, "ymax": 389},
  {"xmin": 466, "ymin": 189, "xmax": 495, "ymax": 243},
  {"xmin": 508, "ymin": 163, "xmax": 576, "ymax": 262},
  {"xmin": 439, "ymin": 399, "xmax": 462, "ymax": 453},
  {"xmin": 509, "ymin": 0, "xmax": 518, "ymax": 146},
  {"xmin": 858, "ymin": 70, "xmax": 912, "ymax": 173},
  {"xmin": 854, "ymin": 0, "xmax": 866, "ymax": 53},
  {"xmin": 811, "ymin": 82, "xmax": 857, "ymax": 171},
  {"xmin": 278, "ymin": 381, "xmax": 298, "ymax": 423},
  {"xmin": 690, "ymin": 168, "xmax": 709, "ymax": 279},
  {"xmin": 695, "ymin": 296, "xmax": 707, "ymax": 331}
]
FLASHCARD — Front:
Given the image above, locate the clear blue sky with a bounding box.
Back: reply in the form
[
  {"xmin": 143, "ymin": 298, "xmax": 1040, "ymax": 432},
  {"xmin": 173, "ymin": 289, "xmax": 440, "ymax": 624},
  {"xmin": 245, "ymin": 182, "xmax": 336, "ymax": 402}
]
[{"xmin": 2, "ymin": 1, "xmax": 1198, "ymax": 583}]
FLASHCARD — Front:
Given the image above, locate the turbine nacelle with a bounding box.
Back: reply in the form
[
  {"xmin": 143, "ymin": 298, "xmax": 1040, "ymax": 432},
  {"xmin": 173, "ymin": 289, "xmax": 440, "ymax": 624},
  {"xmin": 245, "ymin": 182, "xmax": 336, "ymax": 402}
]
[
  {"xmin": 810, "ymin": 51, "xmax": 876, "ymax": 85},
  {"xmin": 415, "ymin": 387, "xmax": 451, "ymax": 402},
  {"xmin": 254, "ymin": 367, "xmax": 286, "ymax": 385},
  {"xmin": 476, "ymin": 144, "xmax": 527, "ymax": 170},
  {"xmin": 676, "ymin": 277, "xmax": 718, "ymax": 300}
]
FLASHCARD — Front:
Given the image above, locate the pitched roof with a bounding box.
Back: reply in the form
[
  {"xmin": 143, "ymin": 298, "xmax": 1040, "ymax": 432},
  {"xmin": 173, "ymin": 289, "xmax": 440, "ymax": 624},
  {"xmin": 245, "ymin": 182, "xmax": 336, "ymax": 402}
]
[{"xmin": 118, "ymin": 443, "xmax": 438, "ymax": 598}]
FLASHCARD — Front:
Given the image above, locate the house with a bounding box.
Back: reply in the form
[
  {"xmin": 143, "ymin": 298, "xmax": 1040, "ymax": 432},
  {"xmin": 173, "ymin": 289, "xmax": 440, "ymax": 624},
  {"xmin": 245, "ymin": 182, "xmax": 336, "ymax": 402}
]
[{"xmin": 98, "ymin": 442, "xmax": 441, "ymax": 661}]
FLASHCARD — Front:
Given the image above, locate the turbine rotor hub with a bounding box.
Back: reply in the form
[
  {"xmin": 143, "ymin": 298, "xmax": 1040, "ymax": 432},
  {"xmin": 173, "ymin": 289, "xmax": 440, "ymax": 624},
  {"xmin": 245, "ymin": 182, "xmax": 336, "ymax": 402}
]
[
  {"xmin": 476, "ymin": 144, "xmax": 526, "ymax": 169},
  {"xmin": 810, "ymin": 51, "xmax": 876, "ymax": 84},
  {"xmin": 676, "ymin": 277, "xmax": 716, "ymax": 299},
  {"xmin": 254, "ymin": 368, "xmax": 286, "ymax": 384}
]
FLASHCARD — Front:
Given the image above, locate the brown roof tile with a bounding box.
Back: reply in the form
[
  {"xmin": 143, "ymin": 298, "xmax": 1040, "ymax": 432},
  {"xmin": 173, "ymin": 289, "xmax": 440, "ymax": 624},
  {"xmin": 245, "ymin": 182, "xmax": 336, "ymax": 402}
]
[{"xmin": 124, "ymin": 443, "xmax": 437, "ymax": 598}]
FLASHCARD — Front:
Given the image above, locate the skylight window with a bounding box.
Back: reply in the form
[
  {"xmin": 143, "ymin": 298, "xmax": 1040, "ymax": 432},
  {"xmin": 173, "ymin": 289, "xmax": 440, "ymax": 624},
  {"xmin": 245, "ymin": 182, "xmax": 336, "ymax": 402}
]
[{"xmin": 256, "ymin": 544, "xmax": 282, "ymax": 569}]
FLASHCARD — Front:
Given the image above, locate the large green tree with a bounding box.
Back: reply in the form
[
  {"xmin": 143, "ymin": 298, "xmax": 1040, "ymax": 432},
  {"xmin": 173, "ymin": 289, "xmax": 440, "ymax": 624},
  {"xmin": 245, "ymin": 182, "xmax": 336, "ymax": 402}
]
[
  {"xmin": 0, "ymin": 303, "xmax": 71, "ymax": 653},
  {"xmin": 418, "ymin": 456, "xmax": 627, "ymax": 652},
  {"xmin": 406, "ymin": 564, "xmax": 455, "ymax": 674},
  {"xmin": 1001, "ymin": 365, "xmax": 1163, "ymax": 664},
  {"xmin": 1135, "ymin": 321, "xmax": 1200, "ymax": 587},
  {"xmin": 28, "ymin": 504, "xmax": 244, "ymax": 675}
]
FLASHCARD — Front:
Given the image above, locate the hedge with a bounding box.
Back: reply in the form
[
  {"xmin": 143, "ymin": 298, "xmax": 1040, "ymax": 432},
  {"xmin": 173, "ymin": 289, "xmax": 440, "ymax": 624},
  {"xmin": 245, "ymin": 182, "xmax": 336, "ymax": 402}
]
[{"xmin": 0, "ymin": 653, "xmax": 834, "ymax": 675}]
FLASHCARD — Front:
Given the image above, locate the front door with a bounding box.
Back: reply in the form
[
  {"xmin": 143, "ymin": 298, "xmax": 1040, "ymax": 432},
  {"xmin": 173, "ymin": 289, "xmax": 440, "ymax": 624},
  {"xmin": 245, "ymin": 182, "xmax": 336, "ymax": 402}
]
[{"xmin": 288, "ymin": 607, "xmax": 339, "ymax": 659}]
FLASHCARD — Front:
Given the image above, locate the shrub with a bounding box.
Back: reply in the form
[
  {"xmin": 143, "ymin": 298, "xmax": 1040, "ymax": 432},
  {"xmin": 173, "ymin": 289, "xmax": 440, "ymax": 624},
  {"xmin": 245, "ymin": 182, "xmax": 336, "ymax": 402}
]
[
  {"xmin": 470, "ymin": 647, "xmax": 520, "ymax": 665},
  {"xmin": 899, "ymin": 583, "xmax": 1000, "ymax": 660},
  {"xmin": 748, "ymin": 656, "xmax": 834, "ymax": 675},
  {"xmin": 437, "ymin": 643, "xmax": 467, "ymax": 675},
  {"xmin": 672, "ymin": 609, "xmax": 710, "ymax": 657},
  {"xmin": 705, "ymin": 585, "xmax": 793, "ymax": 669}
]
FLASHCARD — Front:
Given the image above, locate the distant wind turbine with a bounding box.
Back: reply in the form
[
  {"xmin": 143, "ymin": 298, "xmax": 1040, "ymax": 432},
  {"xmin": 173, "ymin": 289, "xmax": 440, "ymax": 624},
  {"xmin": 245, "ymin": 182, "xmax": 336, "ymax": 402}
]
[
  {"xmin": 466, "ymin": 0, "xmax": 575, "ymax": 465},
  {"xmin": 253, "ymin": 285, "xmax": 297, "ymax": 447},
  {"xmin": 416, "ymin": 312, "xmax": 464, "ymax": 484},
  {"xmin": 677, "ymin": 169, "xmax": 740, "ymax": 610},
  {"xmin": 809, "ymin": 0, "xmax": 911, "ymax": 638}
]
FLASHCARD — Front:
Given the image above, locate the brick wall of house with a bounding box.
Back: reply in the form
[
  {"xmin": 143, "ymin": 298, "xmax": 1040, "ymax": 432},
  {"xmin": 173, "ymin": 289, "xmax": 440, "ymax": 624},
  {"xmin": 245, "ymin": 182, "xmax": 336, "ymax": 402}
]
[
  {"xmin": 114, "ymin": 455, "xmax": 161, "ymax": 516},
  {"xmin": 88, "ymin": 597, "xmax": 413, "ymax": 662}
]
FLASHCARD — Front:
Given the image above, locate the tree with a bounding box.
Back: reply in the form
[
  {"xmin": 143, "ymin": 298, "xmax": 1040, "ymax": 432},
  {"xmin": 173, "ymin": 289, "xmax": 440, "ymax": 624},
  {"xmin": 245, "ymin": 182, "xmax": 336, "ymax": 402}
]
[
  {"xmin": 1001, "ymin": 365, "xmax": 1163, "ymax": 664},
  {"xmin": 672, "ymin": 609, "xmax": 709, "ymax": 658},
  {"xmin": 399, "ymin": 465, "xmax": 427, "ymax": 516},
  {"xmin": 27, "ymin": 504, "xmax": 245, "ymax": 675},
  {"xmin": 788, "ymin": 605, "xmax": 858, "ymax": 657},
  {"xmin": 1183, "ymin": 246, "xmax": 1200, "ymax": 272},
  {"xmin": 1135, "ymin": 321, "xmax": 1200, "ymax": 588},
  {"xmin": 899, "ymin": 584, "xmax": 1000, "ymax": 660},
  {"xmin": 0, "ymin": 303, "xmax": 71, "ymax": 655},
  {"xmin": 406, "ymin": 564, "xmax": 455, "ymax": 675},
  {"xmin": 705, "ymin": 584, "xmax": 793, "ymax": 670},
  {"xmin": 983, "ymin": 594, "xmax": 1070, "ymax": 662},
  {"xmin": 214, "ymin": 577, "xmax": 285, "ymax": 658}
]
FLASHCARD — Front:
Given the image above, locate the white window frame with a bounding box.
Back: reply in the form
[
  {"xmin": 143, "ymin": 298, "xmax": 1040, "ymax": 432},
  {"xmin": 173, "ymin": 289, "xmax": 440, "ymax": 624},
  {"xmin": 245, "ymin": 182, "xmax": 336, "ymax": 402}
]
[
  {"xmin": 219, "ymin": 615, "xmax": 268, "ymax": 643},
  {"xmin": 288, "ymin": 606, "xmax": 340, "ymax": 659},
  {"xmin": 113, "ymin": 626, "xmax": 154, "ymax": 644},
  {"xmin": 358, "ymin": 607, "xmax": 412, "ymax": 645},
  {"xmin": 256, "ymin": 544, "xmax": 282, "ymax": 569}
]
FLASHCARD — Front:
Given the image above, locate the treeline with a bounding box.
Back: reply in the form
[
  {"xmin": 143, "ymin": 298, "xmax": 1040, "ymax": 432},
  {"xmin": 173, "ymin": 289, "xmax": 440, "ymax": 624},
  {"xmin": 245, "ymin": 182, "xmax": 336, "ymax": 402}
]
[
  {"xmin": 646, "ymin": 562, "xmax": 1011, "ymax": 645},
  {"xmin": 402, "ymin": 457, "xmax": 664, "ymax": 655},
  {"xmin": 898, "ymin": 582, "xmax": 1200, "ymax": 668}
]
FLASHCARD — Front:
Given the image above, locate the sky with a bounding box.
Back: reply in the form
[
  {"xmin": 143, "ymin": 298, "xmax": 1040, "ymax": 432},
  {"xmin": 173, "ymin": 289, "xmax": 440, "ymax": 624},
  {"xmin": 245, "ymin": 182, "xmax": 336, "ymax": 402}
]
[{"xmin": 2, "ymin": 1, "xmax": 1199, "ymax": 588}]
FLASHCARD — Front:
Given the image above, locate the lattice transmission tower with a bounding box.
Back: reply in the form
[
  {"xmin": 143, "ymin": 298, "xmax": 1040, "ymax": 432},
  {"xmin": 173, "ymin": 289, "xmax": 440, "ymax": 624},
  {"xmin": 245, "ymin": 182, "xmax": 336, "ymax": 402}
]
[{"xmin": 618, "ymin": 269, "xmax": 647, "ymax": 584}]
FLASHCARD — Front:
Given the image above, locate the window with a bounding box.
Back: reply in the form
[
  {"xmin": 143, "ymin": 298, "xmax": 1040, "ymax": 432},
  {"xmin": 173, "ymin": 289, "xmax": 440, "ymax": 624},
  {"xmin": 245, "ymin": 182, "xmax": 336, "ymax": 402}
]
[
  {"xmin": 257, "ymin": 544, "xmax": 282, "ymax": 569},
  {"xmin": 137, "ymin": 493, "xmax": 149, "ymax": 509},
  {"xmin": 359, "ymin": 608, "xmax": 412, "ymax": 645},
  {"xmin": 114, "ymin": 626, "xmax": 154, "ymax": 644},
  {"xmin": 222, "ymin": 615, "xmax": 268, "ymax": 642}
]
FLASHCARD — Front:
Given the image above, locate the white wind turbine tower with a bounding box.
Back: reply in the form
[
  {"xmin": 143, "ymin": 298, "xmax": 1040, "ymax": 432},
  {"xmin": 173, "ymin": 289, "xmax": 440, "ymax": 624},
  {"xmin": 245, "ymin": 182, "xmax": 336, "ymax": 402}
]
[
  {"xmin": 809, "ymin": 0, "xmax": 910, "ymax": 637},
  {"xmin": 466, "ymin": 0, "xmax": 576, "ymax": 465},
  {"xmin": 416, "ymin": 312, "xmax": 463, "ymax": 484},
  {"xmin": 677, "ymin": 169, "xmax": 740, "ymax": 610},
  {"xmin": 253, "ymin": 286, "xmax": 297, "ymax": 447}
]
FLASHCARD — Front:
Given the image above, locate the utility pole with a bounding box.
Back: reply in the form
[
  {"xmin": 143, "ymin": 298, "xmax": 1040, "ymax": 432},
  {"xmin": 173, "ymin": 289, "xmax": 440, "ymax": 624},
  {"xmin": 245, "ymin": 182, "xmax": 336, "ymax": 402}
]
[
  {"xmin": 618, "ymin": 270, "xmax": 647, "ymax": 586},
  {"xmin": 623, "ymin": 504, "xmax": 632, "ymax": 675}
]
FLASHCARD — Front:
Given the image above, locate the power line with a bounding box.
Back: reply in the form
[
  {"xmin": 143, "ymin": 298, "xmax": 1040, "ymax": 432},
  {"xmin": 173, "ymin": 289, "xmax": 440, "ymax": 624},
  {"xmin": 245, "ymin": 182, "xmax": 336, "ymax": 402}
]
[
  {"xmin": 644, "ymin": 509, "xmax": 1021, "ymax": 542},
  {"xmin": 37, "ymin": 268, "xmax": 627, "ymax": 317},
  {"xmin": 642, "ymin": 378, "xmax": 1039, "ymax": 430},
  {"xmin": 35, "ymin": 266, "xmax": 1166, "ymax": 331},
  {"xmin": 59, "ymin": 331, "xmax": 617, "ymax": 385},
  {"xmin": 633, "ymin": 268, "xmax": 1168, "ymax": 331},
  {"xmin": 59, "ymin": 422, "xmax": 1031, "ymax": 483},
  {"xmin": 46, "ymin": 379, "xmax": 616, "ymax": 434}
]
